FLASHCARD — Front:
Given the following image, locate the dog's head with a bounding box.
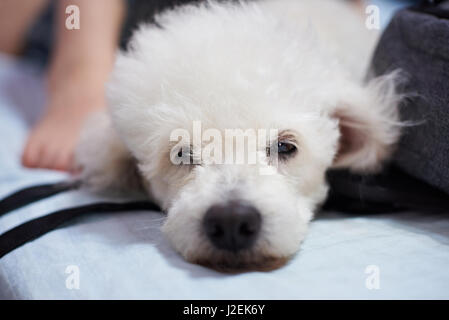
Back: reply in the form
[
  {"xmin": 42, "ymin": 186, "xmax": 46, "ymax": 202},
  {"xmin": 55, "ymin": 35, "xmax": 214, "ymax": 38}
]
[{"xmin": 102, "ymin": 2, "xmax": 400, "ymax": 271}]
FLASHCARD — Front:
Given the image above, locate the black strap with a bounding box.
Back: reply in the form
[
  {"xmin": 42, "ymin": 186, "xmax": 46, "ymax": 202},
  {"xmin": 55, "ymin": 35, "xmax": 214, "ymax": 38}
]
[
  {"xmin": 0, "ymin": 200, "xmax": 160, "ymax": 259},
  {"xmin": 0, "ymin": 180, "xmax": 81, "ymax": 217},
  {"xmin": 0, "ymin": 181, "xmax": 161, "ymax": 259}
]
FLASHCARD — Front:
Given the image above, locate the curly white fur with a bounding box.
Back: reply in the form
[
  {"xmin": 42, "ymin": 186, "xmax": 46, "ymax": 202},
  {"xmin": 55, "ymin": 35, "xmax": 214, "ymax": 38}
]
[{"xmin": 76, "ymin": 0, "xmax": 401, "ymax": 270}]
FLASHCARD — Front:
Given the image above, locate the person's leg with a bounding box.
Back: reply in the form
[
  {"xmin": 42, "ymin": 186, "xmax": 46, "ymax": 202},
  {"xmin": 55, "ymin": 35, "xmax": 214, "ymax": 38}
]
[
  {"xmin": 0, "ymin": 0, "xmax": 49, "ymax": 55},
  {"xmin": 347, "ymin": 0, "xmax": 365, "ymax": 13},
  {"xmin": 22, "ymin": 0, "xmax": 125, "ymax": 171}
]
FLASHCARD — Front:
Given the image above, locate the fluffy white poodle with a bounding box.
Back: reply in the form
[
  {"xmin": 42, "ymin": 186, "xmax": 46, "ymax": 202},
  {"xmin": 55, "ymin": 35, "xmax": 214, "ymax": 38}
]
[{"xmin": 76, "ymin": 0, "xmax": 401, "ymax": 271}]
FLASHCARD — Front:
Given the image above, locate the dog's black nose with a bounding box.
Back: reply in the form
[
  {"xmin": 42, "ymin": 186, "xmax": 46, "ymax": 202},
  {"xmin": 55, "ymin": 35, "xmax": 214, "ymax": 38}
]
[{"xmin": 203, "ymin": 201, "xmax": 262, "ymax": 252}]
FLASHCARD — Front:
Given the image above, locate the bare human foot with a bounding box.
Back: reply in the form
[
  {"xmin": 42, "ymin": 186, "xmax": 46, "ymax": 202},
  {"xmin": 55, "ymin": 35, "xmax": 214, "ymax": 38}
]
[
  {"xmin": 21, "ymin": 0, "xmax": 125, "ymax": 172},
  {"xmin": 22, "ymin": 73, "xmax": 106, "ymax": 172}
]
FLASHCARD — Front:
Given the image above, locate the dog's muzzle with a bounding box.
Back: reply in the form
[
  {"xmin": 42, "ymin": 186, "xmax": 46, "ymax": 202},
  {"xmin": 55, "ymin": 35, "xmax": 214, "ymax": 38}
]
[{"xmin": 202, "ymin": 201, "xmax": 262, "ymax": 252}]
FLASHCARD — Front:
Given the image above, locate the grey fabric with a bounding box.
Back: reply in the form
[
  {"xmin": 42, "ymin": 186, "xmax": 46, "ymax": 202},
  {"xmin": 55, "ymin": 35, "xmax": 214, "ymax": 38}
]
[{"xmin": 371, "ymin": 2, "xmax": 449, "ymax": 194}]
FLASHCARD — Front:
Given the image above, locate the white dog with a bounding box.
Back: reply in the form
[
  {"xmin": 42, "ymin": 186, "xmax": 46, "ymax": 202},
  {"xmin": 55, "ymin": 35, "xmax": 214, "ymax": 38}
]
[{"xmin": 76, "ymin": 0, "xmax": 401, "ymax": 271}]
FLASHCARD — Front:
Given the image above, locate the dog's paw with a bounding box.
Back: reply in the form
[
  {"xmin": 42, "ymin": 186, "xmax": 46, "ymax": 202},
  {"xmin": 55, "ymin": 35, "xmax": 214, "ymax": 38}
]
[{"xmin": 75, "ymin": 111, "xmax": 143, "ymax": 194}]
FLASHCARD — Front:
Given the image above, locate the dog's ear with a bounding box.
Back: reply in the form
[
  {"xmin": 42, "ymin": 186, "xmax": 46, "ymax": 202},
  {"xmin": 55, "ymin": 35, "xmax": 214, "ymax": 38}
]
[{"xmin": 331, "ymin": 75, "xmax": 402, "ymax": 172}]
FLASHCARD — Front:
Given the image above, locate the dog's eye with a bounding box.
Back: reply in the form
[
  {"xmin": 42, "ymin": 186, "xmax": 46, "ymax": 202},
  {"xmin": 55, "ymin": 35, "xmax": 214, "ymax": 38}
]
[
  {"xmin": 177, "ymin": 147, "xmax": 195, "ymax": 165},
  {"xmin": 278, "ymin": 142, "xmax": 296, "ymax": 154},
  {"xmin": 266, "ymin": 141, "xmax": 297, "ymax": 160},
  {"xmin": 277, "ymin": 142, "xmax": 297, "ymax": 157}
]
